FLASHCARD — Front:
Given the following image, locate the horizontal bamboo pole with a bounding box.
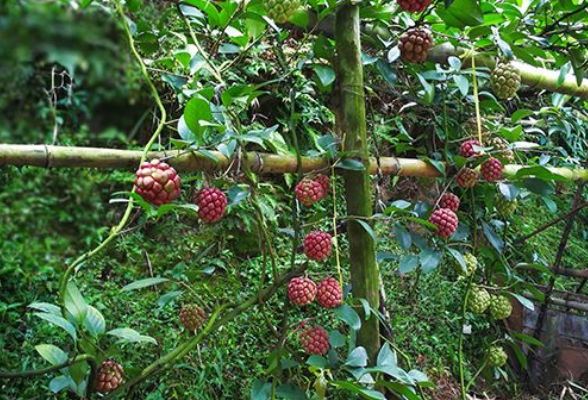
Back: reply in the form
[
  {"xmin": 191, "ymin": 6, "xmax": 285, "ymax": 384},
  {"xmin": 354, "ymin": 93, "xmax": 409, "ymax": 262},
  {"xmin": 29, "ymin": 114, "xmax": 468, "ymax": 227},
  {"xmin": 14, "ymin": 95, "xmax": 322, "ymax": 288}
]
[
  {"xmin": 2, "ymin": 144, "xmax": 588, "ymax": 181},
  {"xmin": 299, "ymin": 13, "xmax": 588, "ymax": 99},
  {"xmin": 428, "ymin": 44, "xmax": 588, "ymax": 99}
]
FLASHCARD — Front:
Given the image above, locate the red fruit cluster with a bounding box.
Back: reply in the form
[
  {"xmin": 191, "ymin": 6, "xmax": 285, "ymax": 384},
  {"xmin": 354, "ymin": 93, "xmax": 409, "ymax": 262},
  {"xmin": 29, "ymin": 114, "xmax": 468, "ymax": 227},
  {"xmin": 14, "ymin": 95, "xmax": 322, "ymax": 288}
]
[
  {"xmin": 429, "ymin": 208, "xmax": 458, "ymax": 238},
  {"xmin": 288, "ymin": 277, "xmax": 317, "ymax": 306},
  {"xmin": 439, "ymin": 192, "xmax": 460, "ymax": 212},
  {"xmin": 179, "ymin": 304, "xmax": 207, "ymax": 331},
  {"xmin": 456, "ymin": 167, "xmax": 479, "ymax": 188},
  {"xmin": 481, "ymin": 157, "xmax": 503, "ymax": 182},
  {"xmin": 460, "ymin": 139, "xmax": 482, "ymax": 158},
  {"xmin": 398, "ymin": 28, "xmax": 433, "ymax": 64},
  {"xmin": 195, "ymin": 187, "xmax": 227, "ymax": 223},
  {"xmin": 295, "ymin": 179, "xmax": 324, "ymax": 207},
  {"xmin": 317, "ymin": 277, "xmax": 342, "ymax": 308},
  {"xmin": 396, "ymin": 0, "xmax": 432, "ymax": 13},
  {"xmin": 95, "ymin": 359, "xmax": 124, "ymax": 393},
  {"xmin": 303, "ymin": 231, "xmax": 332, "ymax": 262},
  {"xmin": 134, "ymin": 159, "xmax": 181, "ymax": 205},
  {"xmin": 300, "ymin": 325, "xmax": 330, "ymax": 355},
  {"xmin": 315, "ymin": 175, "xmax": 330, "ymax": 199}
]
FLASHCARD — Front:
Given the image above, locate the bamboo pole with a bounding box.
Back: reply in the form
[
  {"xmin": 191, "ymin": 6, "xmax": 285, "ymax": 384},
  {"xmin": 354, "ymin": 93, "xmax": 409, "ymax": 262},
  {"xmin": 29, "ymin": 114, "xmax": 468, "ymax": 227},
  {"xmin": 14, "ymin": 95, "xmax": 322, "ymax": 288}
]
[
  {"xmin": 428, "ymin": 44, "xmax": 588, "ymax": 98},
  {"xmin": 298, "ymin": 13, "xmax": 588, "ymax": 99},
  {"xmin": 335, "ymin": 4, "xmax": 381, "ymax": 360},
  {"xmin": 2, "ymin": 144, "xmax": 588, "ymax": 181}
]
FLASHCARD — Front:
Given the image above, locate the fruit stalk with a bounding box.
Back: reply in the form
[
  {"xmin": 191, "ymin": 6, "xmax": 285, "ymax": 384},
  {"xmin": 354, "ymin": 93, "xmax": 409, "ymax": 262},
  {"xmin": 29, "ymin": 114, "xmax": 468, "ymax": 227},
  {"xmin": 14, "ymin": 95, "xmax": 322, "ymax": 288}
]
[{"xmin": 335, "ymin": 3, "xmax": 380, "ymax": 360}]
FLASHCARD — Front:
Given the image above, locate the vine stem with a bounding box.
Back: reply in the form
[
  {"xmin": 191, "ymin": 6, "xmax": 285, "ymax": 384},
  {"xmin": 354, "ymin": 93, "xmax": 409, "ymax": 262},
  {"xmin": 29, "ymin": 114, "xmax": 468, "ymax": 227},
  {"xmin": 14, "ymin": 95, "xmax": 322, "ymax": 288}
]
[{"xmin": 58, "ymin": 0, "xmax": 168, "ymax": 313}]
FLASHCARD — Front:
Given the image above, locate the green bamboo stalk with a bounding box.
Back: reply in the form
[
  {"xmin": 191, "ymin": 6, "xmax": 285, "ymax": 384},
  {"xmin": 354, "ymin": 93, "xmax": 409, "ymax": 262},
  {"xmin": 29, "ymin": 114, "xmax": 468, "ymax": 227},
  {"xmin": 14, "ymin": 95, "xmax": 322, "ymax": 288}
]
[
  {"xmin": 335, "ymin": 4, "xmax": 380, "ymax": 360},
  {"xmin": 2, "ymin": 144, "xmax": 588, "ymax": 181}
]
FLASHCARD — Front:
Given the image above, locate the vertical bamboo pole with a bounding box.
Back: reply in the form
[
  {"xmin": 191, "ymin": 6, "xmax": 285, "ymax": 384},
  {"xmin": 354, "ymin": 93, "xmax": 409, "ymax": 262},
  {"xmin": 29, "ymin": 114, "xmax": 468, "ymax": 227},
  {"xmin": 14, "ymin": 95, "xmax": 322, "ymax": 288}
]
[{"xmin": 335, "ymin": 4, "xmax": 380, "ymax": 360}]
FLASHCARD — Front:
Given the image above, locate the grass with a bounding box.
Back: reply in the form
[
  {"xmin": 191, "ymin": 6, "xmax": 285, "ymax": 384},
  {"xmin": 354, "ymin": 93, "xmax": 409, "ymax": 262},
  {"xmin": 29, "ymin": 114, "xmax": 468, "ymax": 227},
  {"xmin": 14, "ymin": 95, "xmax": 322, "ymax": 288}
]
[{"xmin": 1, "ymin": 163, "xmax": 587, "ymax": 399}]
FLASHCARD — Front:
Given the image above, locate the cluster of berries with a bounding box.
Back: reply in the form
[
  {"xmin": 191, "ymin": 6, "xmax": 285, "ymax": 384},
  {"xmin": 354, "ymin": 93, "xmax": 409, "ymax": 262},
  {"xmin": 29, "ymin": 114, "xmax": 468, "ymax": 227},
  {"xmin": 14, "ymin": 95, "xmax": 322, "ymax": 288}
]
[
  {"xmin": 134, "ymin": 159, "xmax": 227, "ymax": 223},
  {"xmin": 429, "ymin": 192, "xmax": 460, "ymax": 239},
  {"xmin": 292, "ymin": 175, "xmax": 341, "ymax": 355},
  {"xmin": 456, "ymin": 139, "xmax": 505, "ymax": 187},
  {"xmin": 288, "ymin": 276, "xmax": 342, "ymax": 356}
]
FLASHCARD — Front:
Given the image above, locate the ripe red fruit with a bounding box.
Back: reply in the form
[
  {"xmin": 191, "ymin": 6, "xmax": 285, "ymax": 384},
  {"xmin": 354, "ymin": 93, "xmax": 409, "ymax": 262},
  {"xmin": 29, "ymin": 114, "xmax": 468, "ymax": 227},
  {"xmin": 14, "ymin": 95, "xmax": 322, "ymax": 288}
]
[
  {"xmin": 179, "ymin": 304, "xmax": 207, "ymax": 331},
  {"xmin": 316, "ymin": 277, "xmax": 343, "ymax": 308},
  {"xmin": 398, "ymin": 28, "xmax": 433, "ymax": 64},
  {"xmin": 456, "ymin": 167, "xmax": 479, "ymax": 188},
  {"xmin": 300, "ymin": 325, "xmax": 330, "ymax": 355},
  {"xmin": 134, "ymin": 159, "xmax": 181, "ymax": 205},
  {"xmin": 288, "ymin": 277, "xmax": 317, "ymax": 306},
  {"xmin": 303, "ymin": 231, "xmax": 332, "ymax": 262},
  {"xmin": 295, "ymin": 179, "xmax": 324, "ymax": 206},
  {"xmin": 95, "ymin": 359, "xmax": 124, "ymax": 393},
  {"xmin": 439, "ymin": 192, "xmax": 460, "ymax": 212},
  {"xmin": 396, "ymin": 0, "xmax": 432, "ymax": 13},
  {"xmin": 429, "ymin": 208, "xmax": 458, "ymax": 238},
  {"xmin": 315, "ymin": 175, "xmax": 330, "ymax": 199},
  {"xmin": 481, "ymin": 157, "xmax": 504, "ymax": 182},
  {"xmin": 195, "ymin": 187, "xmax": 227, "ymax": 223},
  {"xmin": 460, "ymin": 139, "xmax": 482, "ymax": 158}
]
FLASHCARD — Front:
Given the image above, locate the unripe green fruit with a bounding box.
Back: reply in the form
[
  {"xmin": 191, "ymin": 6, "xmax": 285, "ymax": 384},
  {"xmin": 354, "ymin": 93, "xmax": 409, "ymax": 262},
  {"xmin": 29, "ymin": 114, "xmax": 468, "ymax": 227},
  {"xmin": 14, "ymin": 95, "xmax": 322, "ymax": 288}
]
[
  {"xmin": 265, "ymin": 0, "xmax": 301, "ymax": 23},
  {"xmin": 494, "ymin": 194, "xmax": 517, "ymax": 219},
  {"xmin": 490, "ymin": 295, "xmax": 512, "ymax": 320},
  {"xmin": 468, "ymin": 286, "xmax": 490, "ymax": 314},
  {"xmin": 458, "ymin": 253, "xmax": 477, "ymax": 277},
  {"xmin": 488, "ymin": 137, "xmax": 514, "ymax": 163},
  {"xmin": 491, "ymin": 62, "xmax": 521, "ymax": 100},
  {"xmin": 488, "ymin": 345, "xmax": 508, "ymax": 367}
]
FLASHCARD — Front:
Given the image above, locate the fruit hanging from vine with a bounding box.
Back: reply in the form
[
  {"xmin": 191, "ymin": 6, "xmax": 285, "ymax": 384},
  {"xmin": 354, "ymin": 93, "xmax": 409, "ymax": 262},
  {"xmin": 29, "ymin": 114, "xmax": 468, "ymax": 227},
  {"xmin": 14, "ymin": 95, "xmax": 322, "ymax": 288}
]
[
  {"xmin": 491, "ymin": 62, "xmax": 521, "ymax": 100},
  {"xmin": 398, "ymin": 28, "xmax": 433, "ymax": 64}
]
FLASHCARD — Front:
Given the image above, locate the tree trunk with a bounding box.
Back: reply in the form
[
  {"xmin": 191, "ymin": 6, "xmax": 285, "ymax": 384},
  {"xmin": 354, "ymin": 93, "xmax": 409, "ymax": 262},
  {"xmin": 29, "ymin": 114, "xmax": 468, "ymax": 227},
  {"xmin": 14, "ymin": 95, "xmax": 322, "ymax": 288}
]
[{"xmin": 335, "ymin": 4, "xmax": 381, "ymax": 361}]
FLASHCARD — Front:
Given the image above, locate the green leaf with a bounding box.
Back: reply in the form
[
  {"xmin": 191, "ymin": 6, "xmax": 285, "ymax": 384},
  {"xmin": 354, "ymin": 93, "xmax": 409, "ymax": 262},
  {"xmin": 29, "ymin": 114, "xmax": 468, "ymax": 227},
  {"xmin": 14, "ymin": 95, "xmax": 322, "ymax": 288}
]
[
  {"xmin": 345, "ymin": 346, "xmax": 368, "ymax": 367},
  {"xmin": 453, "ymin": 75, "xmax": 469, "ymax": 97},
  {"xmin": 106, "ymin": 328, "xmax": 157, "ymax": 345},
  {"xmin": 498, "ymin": 182, "xmax": 519, "ymax": 201},
  {"xmin": 84, "ymin": 306, "xmax": 106, "ymax": 339},
  {"xmin": 329, "ymin": 330, "xmax": 346, "ymax": 348},
  {"xmin": 335, "ymin": 382, "xmax": 386, "ymax": 400},
  {"xmin": 436, "ymin": 0, "xmax": 483, "ymax": 28},
  {"xmin": 355, "ymin": 219, "xmax": 377, "ymax": 243},
  {"xmin": 64, "ymin": 281, "xmax": 88, "ymax": 324},
  {"xmin": 510, "ymin": 331, "xmax": 544, "ymax": 347},
  {"xmin": 35, "ymin": 344, "xmax": 68, "ymax": 366},
  {"xmin": 183, "ymin": 96, "xmax": 213, "ymax": 137},
  {"xmin": 420, "ymin": 248, "xmax": 442, "ymax": 273},
  {"xmin": 511, "ymin": 293, "xmax": 534, "ymax": 311},
  {"xmin": 122, "ymin": 277, "xmax": 169, "ymax": 292},
  {"xmin": 307, "ymin": 355, "xmax": 328, "ymax": 368},
  {"xmin": 511, "ymin": 109, "xmax": 533, "ymax": 123},
  {"xmin": 394, "ymin": 224, "xmax": 411, "ymax": 250},
  {"xmin": 49, "ymin": 375, "xmax": 73, "ymax": 394},
  {"xmin": 276, "ymin": 383, "xmax": 308, "ymax": 400},
  {"xmin": 34, "ymin": 313, "xmax": 77, "ymax": 341},
  {"xmin": 336, "ymin": 159, "xmax": 366, "ymax": 171},
  {"xmin": 251, "ymin": 380, "xmax": 272, "ymax": 400},
  {"xmin": 447, "ymin": 248, "xmax": 466, "ymax": 272},
  {"xmin": 377, "ymin": 381, "xmax": 421, "ymax": 400},
  {"xmin": 333, "ymin": 304, "xmax": 361, "ymax": 331},
  {"xmin": 313, "ymin": 64, "xmax": 336, "ymax": 87},
  {"xmin": 28, "ymin": 302, "xmax": 61, "ymax": 315},
  {"xmin": 482, "ymin": 222, "xmax": 504, "ymax": 253},
  {"xmin": 377, "ymin": 343, "xmax": 397, "ymax": 368},
  {"xmin": 399, "ymin": 254, "xmax": 419, "ymax": 274},
  {"xmin": 522, "ymin": 178, "xmax": 554, "ymax": 196}
]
